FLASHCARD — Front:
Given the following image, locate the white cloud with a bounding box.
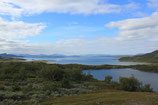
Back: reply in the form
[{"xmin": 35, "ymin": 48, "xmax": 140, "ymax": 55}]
[
  {"xmin": 148, "ymin": 0, "xmax": 158, "ymax": 9},
  {"xmin": 0, "ymin": 38, "xmax": 53, "ymax": 54},
  {"xmin": 1, "ymin": 11, "xmax": 158, "ymax": 55},
  {"xmin": 0, "ymin": 17, "xmax": 46, "ymax": 39},
  {"xmin": 1, "ymin": 37, "xmax": 158, "ymax": 55},
  {"xmin": 0, "ymin": 0, "xmax": 139, "ymax": 16},
  {"xmin": 49, "ymin": 38, "xmax": 158, "ymax": 55},
  {"xmin": 106, "ymin": 12, "xmax": 158, "ymax": 41},
  {"xmin": 0, "ymin": 1, "xmax": 23, "ymax": 16},
  {"xmin": 0, "ymin": 0, "xmax": 157, "ymax": 55}
]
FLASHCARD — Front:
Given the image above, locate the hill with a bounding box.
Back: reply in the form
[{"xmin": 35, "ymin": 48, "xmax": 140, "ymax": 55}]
[
  {"xmin": 0, "ymin": 56, "xmax": 17, "ymax": 61},
  {"xmin": 119, "ymin": 50, "xmax": 158, "ymax": 63},
  {"xmin": 0, "ymin": 56, "xmax": 24, "ymax": 61}
]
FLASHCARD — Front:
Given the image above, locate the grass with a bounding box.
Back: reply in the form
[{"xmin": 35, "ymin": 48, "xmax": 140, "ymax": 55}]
[
  {"xmin": 41, "ymin": 82, "xmax": 157, "ymax": 105},
  {"xmin": 42, "ymin": 90, "xmax": 158, "ymax": 105}
]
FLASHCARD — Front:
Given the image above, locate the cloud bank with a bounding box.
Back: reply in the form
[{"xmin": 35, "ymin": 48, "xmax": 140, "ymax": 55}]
[
  {"xmin": 106, "ymin": 12, "xmax": 158, "ymax": 41},
  {"xmin": 1, "ymin": 12, "xmax": 158, "ymax": 55},
  {"xmin": 148, "ymin": 0, "xmax": 158, "ymax": 9},
  {"xmin": 0, "ymin": 0, "xmax": 138, "ymax": 16},
  {"xmin": 0, "ymin": 0, "xmax": 158, "ymax": 55},
  {"xmin": 0, "ymin": 18, "xmax": 45, "ymax": 39}
]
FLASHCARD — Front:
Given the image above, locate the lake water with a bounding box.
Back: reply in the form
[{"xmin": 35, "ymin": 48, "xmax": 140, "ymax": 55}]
[
  {"xmin": 22, "ymin": 56, "xmax": 145, "ymax": 65},
  {"xmin": 84, "ymin": 69, "xmax": 158, "ymax": 92},
  {"xmin": 21, "ymin": 56, "xmax": 157, "ymax": 91}
]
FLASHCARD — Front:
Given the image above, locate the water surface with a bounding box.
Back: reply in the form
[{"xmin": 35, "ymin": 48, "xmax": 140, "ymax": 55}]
[
  {"xmin": 21, "ymin": 56, "xmax": 145, "ymax": 65},
  {"xmin": 84, "ymin": 68, "xmax": 158, "ymax": 92}
]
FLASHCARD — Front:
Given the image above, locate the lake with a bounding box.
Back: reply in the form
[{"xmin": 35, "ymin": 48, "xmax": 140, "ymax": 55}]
[
  {"xmin": 84, "ymin": 68, "xmax": 158, "ymax": 92},
  {"xmin": 22, "ymin": 56, "xmax": 145, "ymax": 65},
  {"xmin": 21, "ymin": 56, "xmax": 157, "ymax": 91}
]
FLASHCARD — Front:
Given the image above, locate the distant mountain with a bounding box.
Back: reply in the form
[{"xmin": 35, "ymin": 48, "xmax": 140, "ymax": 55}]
[
  {"xmin": 0, "ymin": 53, "xmax": 23, "ymax": 57},
  {"xmin": 80, "ymin": 54, "xmax": 115, "ymax": 57},
  {"xmin": 119, "ymin": 50, "xmax": 158, "ymax": 63},
  {"xmin": 17, "ymin": 54, "xmax": 67, "ymax": 58}
]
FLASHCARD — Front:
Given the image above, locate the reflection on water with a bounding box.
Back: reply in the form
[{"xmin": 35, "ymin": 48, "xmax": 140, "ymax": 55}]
[{"xmin": 84, "ymin": 69, "xmax": 158, "ymax": 92}]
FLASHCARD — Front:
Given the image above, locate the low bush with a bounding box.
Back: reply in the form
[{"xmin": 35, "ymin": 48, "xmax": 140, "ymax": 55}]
[
  {"xmin": 43, "ymin": 82, "xmax": 61, "ymax": 92},
  {"xmin": 119, "ymin": 76, "xmax": 141, "ymax": 92},
  {"xmin": 104, "ymin": 75, "xmax": 112, "ymax": 83},
  {"xmin": 103, "ymin": 75, "xmax": 153, "ymax": 92},
  {"xmin": 12, "ymin": 85, "xmax": 21, "ymax": 92}
]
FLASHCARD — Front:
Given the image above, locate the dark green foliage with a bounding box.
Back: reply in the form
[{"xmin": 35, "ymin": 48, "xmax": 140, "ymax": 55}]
[
  {"xmin": 83, "ymin": 73, "xmax": 94, "ymax": 81},
  {"xmin": 111, "ymin": 81, "xmax": 120, "ymax": 89},
  {"xmin": 43, "ymin": 81, "xmax": 61, "ymax": 91},
  {"xmin": 0, "ymin": 93, "xmax": 5, "ymax": 101},
  {"xmin": 0, "ymin": 85, "xmax": 5, "ymax": 90},
  {"xmin": 119, "ymin": 76, "xmax": 141, "ymax": 91},
  {"xmin": 0, "ymin": 62, "xmax": 155, "ymax": 105},
  {"xmin": 140, "ymin": 84, "xmax": 153, "ymax": 92},
  {"xmin": 118, "ymin": 76, "xmax": 153, "ymax": 92},
  {"xmin": 41, "ymin": 66, "xmax": 66, "ymax": 81},
  {"xmin": 131, "ymin": 64, "xmax": 158, "ymax": 73},
  {"xmin": 104, "ymin": 75, "xmax": 112, "ymax": 83},
  {"xmin": 61, "ymin": 78, "xmax": 72, "ymax": 89},
  {"xmin": 12, "ymin": 85, "xmax": 21, "ymax": 92},
  {"xmin": 22, "ymin": 84, "xmax": 33, "ymax": 93},
  {"xmin": 0, "ymin": 62, "xmax": 44, "ymax": 80},
  {"xmin": 0, "ymin": 62, "xmax": 98, "ymax": 104}
]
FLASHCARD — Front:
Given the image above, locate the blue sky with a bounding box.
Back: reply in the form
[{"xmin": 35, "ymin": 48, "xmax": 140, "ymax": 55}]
[{"xmin": 0, "ymin": 0, "xmax": 158, "ymax": 55}]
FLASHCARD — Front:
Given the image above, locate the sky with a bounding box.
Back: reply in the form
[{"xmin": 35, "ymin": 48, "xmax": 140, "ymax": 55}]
[{"xmin": 0, "ymin": 0, "xmax": 158, "ymax": 55}]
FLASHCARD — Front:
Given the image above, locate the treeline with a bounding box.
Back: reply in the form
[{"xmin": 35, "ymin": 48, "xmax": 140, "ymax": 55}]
[
  {"xmin": 0, "ymin": 62, "xmax": 97, "ymax": 82},
  {"xmin": 130, "ymin": 64, "xmax": 158, "ymax": 73},
  {"xmin": 0, "ymin": 62, "xmax": 158, "ymax": 80}
]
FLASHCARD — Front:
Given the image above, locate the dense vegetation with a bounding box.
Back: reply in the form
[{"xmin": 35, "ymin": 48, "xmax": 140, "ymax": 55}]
[
  {"xmin": 119, "ymin": 50, "xmax": 158, "ymax": 63},
  {"xmin": 0, "ymin": 62, "xmax": 156, "ymax": 105},
  {"xmin": 0, "ymin": 62, "xmax": 96, "ymax": 105},
  {"xmin": 104, "ymin": 75, "xmax": 153, "ymax": 92},
  {"xmin": 130, "ymin": 64, "xmax": 158, "ymax": 73}
]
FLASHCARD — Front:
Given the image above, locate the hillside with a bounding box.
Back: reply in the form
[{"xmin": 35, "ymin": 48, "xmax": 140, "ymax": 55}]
[
  {"xmin": 119, "ymin": 50, "xmax": 158, "ymax": 63},
  {"xmin": 0, "ymin": 56, "xmax": 24, "ymax": 61},
  {"xmin": 0, "ymin": 56, "xmax": 16, "ymax": 61}
]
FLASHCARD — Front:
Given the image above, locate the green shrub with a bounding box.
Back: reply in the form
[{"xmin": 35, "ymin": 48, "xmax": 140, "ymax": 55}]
[
  {"xmin": 41, "ymin": 66, "xmax": 66, "ymax": 81},
  {"xmin": 12, "ymin": 85, "xmax": 21, "ymax": 92},
  {"xmin": 104, "ymin": 75, "xmax": 112, "ymax": 83},
  {"xmin": 67, "ymin": 69, "xmax": 84, "ymax": 82},
  {"xmin": 141, "ymin": 84, "xmax": 153, "ymax": 92},
  {"xmin": 61, "ymin": 79, "xmax": 72, "ymax": 89},
  {"xmin": 82, "ymin": 73, "xmax": 94, "ymax": 81},
  {"xmin": 43, "ymin": 82, "xmax": 61, "ymax": 91},
  {"xmin": 119, "ymin": 76, "xmax": 141, "ymax": 92},
  {"xmin": 0, "ymin": 85, "xmax": 5, "ymax": 91},
  {"xmin": 0, "ymin": 93, "xmax": 6, "ymax": 101},
  {"xmin": 22, "ymin": 84, "xmax": 33, "ymax": 93},
  {"xmin": 111, "ymin": 81, "xmax": 120, "ymax": 89}
]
